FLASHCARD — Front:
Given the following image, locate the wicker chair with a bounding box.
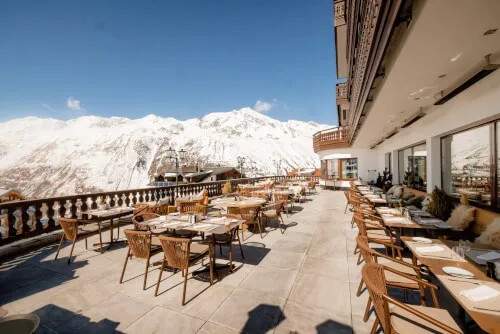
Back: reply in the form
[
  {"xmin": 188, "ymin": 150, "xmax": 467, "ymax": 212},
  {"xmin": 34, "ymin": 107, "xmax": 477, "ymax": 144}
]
[
  {"xmin": 55, "ymin": 218, "xmax": 103, "ymax": 264},
  {"xmin": 344, "ymin": 191, "xmax": 352, "ymax": 214},
  {"xmin": 235, "ymin": 205, "xmax": 261, "ymax": 241},
  {"xmin": 155, "ymin": 236, "xmax": 213, "ymax": 305},
  {"xmin": 207, "ymin": 221, "xmax": 244, "ymax": 271},
  {"xmin": 356, "ymin": 236, "xmax": 439, "ymax": 322},
  {"xmin": 362, "ymin": 263, "xmax": 462, "ymax": 334},
  {"xmin": 274, "ymin": 193, "xmax": 291, "ymax": 217},
  {"xmin": 132, "ymin": 213, "xmax": 160, "ymax": 231},
  {"xmin": 120, "ymin": 229, "xmax": 163, "ymax": 290},
  {"xmin": 179, "ymin": 200, "xmax": 207, "ymax": 215},
  {"xmin": 150, "ymin": 202, "xmax": 176, "ymax": 215},
  {"xmin": 261, "ymin": 201, "xmax": 285, "ymax": 234}
]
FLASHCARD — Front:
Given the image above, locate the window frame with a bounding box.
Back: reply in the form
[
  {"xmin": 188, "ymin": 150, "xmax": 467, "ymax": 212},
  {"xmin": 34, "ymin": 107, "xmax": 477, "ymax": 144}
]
[
  {"xmin": 397, "ymin": 142, "xmax": 427, "ymax": 192},
  {"xmin": 321, "ymin": 158, "xmax": 358, "ymax": 181},
  {"xmin": 440, "ymin": 120, "xmax": 499, "ymax": 210}
]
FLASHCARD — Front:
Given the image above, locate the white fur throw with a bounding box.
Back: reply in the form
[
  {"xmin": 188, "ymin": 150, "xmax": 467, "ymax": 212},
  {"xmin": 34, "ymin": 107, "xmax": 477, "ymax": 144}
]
[
  {"xmin": 476, "ymin": 218, "xmax": 500, "ymax": 249},
  {"xmin": 447, "ymin": 204, "xmax": 475, "ymax": 231}
]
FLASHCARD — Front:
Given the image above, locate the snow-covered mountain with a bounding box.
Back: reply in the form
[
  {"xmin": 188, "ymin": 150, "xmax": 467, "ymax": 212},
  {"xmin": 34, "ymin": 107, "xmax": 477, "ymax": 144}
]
[{"xmin": 0, "ymin": 108, "xmax": 331, "ymax": 198}]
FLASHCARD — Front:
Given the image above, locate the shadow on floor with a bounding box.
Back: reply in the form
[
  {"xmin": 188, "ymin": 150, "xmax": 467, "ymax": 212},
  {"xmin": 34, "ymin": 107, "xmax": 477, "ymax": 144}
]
[
  {"xmin": 215, "ymin": 242, "xmax": 270, "ymax": 266},
  {"xmin": 34, "ymin": 303, "xmax": 123, "ymax": 333},
  {"xmin": 242, "ymin": 304, "xmax": 354, "ymax": 334},
  {"xmin": 0, "ymin": 244, "xmax": 88, "ymax": 306}
]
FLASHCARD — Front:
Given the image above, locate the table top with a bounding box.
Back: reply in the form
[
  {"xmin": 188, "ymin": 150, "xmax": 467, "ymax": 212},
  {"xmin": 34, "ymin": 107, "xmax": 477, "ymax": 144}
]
[
  {"xmin": 401, "ymin": 237, "xmax": 500, "ymax": 332},
  {"xmin": 140, "ymin": 214, "xmax": 244, "ymax": 235},
  {"xmin": 210, "ymin": 197, "xmax": 267, "ymax": 208},
  {"xmin": 81, "ymin": 207, "xmax": 134, "ymax": 219},
  {"xmin": 376, "ymin": 207, "xmax": 441, "ymax": 230}
]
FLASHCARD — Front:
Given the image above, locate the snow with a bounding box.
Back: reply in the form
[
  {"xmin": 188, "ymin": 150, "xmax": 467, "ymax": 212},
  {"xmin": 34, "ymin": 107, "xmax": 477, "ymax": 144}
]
[{"xmin": 0, "ymin": 108, "xmax": 331, "ymax": 197}]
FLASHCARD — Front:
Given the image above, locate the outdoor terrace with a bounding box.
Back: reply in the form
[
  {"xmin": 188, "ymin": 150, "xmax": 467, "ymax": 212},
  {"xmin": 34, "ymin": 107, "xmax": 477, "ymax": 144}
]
[{"xmin": 0, "ymin": 190, "xmax": 376, "ymax": 333}]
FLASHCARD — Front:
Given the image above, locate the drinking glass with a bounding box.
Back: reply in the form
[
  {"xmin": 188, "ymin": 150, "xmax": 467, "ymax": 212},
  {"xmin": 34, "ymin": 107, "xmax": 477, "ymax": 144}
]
[
  {"xmin": 459, "ymin": 240, "xmax": 471, "ymax": 252},
  {"xmin": 452, "ymin": 246, "xmax": 465, "ymax": 260}
]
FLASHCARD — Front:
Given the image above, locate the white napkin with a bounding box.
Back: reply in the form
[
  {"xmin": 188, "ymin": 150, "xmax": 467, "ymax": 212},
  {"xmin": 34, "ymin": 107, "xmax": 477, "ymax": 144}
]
[
  {"xmin": 477, "ymin": 251, "xmax": 500, "ymax": 261},
  {"xmin": 416, "ymin": 245, "xmax": 444, "ymax": 253},
  {"xmin": 460, "ymin": 285, "xmax": 500, "ymax": 302}
]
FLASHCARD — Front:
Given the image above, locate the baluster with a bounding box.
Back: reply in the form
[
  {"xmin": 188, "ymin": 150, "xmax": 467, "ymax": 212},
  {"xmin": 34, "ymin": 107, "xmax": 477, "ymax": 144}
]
[
  {"xmin": 53, "ymin": 201, "xmax": 63, "ymax": 225},
  {"xmin": 75, "ymin": 199, "xmax": 83, "ymax": 219},
  {"xmin": 46, "ymin": 200, "xmax": 56, "ymax": 230},
  {"xmin": 34, "ymin": 203, "xmax": 43, "ymax": 232},
  {"xmin": 64, "ymin": 200, "xmax": 72, "ymax": 218},
  {"xmin": 21, "ymin": 205, "xmax": 31, "ymax": 235}
]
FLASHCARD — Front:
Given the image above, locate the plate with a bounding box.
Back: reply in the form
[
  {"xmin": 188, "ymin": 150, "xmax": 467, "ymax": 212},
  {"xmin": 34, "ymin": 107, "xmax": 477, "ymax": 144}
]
[
  {"xmin": 412, "ymin": 237, "xmax": 432, "ymax": 244},
  {"xmin": 442, "ymin": 266, "xmax": 475, "ymax": 278}
]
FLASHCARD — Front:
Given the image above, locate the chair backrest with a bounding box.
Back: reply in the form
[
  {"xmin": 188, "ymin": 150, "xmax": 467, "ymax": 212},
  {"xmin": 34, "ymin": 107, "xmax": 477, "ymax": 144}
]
[
  {"xmin": 158, "ymin": 235, "xmax": 190, "ymax": 269},
  {"xmin": 133, "ymin": 203, "xmax": 154, "ymax": 215},
  {"xmin": 132, "ymin": 213, "xmax": 159, "ymax": 230},
  {"xmin": 356, "ymin": 236, "xmax": 375, "ymax": 264},
  {"xmin": 239, "ymin": 205, "xmax": 260, "ymax": 223},
  {"xmin": 150, "ymin": 203, "xmax": 169, "ymax": 215},
  {"xmin": 59, "ymin": 218, "xmax": 79, "ymax": 240},
  {"xmin": 362, "ymin": 263, "xmax": 391, "ymax": 332},
  {"xmin": 274, "ymin": 193, "xmax": 288, "ymax": 204},
  {"xmin": 274, "ymin": 201, "xmax": 284, "ymax": 215},
  {"xmin": 124, "ymin": 229, "xmax": 153, "ymax": 259},
  {"xmin": 353, "ymin": 214, "xmax": 368, "ymax": 237},
  {"xmin": 179, "ymin": 200, "xmax": 198, "ymax": 214}
]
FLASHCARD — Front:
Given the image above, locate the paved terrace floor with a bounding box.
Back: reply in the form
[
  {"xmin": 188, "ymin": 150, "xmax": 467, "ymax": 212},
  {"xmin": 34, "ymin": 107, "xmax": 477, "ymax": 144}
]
[{"xmin": 0, "ymin": 190, "xmax": 378, "ymax": 334}]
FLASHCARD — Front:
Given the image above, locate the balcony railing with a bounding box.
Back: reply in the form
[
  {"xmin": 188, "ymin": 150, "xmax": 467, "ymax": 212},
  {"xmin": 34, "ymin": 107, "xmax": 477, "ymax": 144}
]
[
  {"xmin": 313, "ymin": 126, "xmax": 350, "ymax": 153},
  {"xmin": 336, "ymin": 82, "xmax": 349, "ymax": 105},
  {"xmin": 0, "ymin": 176, "xmax": 318, "ymax": 246},
  {"xmin": 334, "ymin": 0, "xmax": 346, "ymax": 27}
]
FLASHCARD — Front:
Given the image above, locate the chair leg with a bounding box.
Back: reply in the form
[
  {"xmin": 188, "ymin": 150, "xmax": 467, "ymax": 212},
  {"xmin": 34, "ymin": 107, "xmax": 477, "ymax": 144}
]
[
  {"xmin": 257, "ymin": 218, "xmax": 263, "ymax": 238},
  {"xmin": 356, "ymin": 278, "xmax": 364, "ymax": 297},
  {"xmin": 344, "ymin": 202, "xmax": 349, "ymax": 214},
  {"xmin": 120, "ymin": 249, "xmax": 131, "ymax": 283},
  {"xmin": 67, "ymin": 238, "xmax": 76, "ymax": 264},
  {"xmin": 354, "ymin": 245, "xmax": 359, "ymax": 255},
  {"xmin": 154, "ymin": 259, "xmax": 166, "ymax": 296},
  {"xmin": 143, "ymin": 257, "xmax": 150, "ymax": 290},
  {"xmin": 279, "ymin": 216, "xmax": 285, "ymax": 234},
  {"xmin": 209, "ymin": 247, "xmax": 214, "ymax": 285},
  {"xmin": 85, "ymin": 238, "xmax": 88, "ymax": 250},
  {"xmin": 370, "ymin": 317, "xmax": 379, "ymax": 334},
  {"xmin": 55, "ymin": 234, "xmax": 65, "ymax": 261},
  {"xmin": 356, "ymin": 252, "xmax": 362, "ymax": 265},
  {"xmin": 182, "ymin": 267, "xmax": 188, "ymax": 305},
  {"xmin": 229, "ymin": 241, "xmax": 233, "ymax": 272},
  {"xmin": 364, "ymin": 297, "xmax": 372, "ymax": 322},
  {"xmin": 98, "ymin": 227, "xmax": 103, "ymax": 254},
  {"xmin": 236, "ymin": 232, "xmax": 245, "ymax": 259},
  {"xmin": 219, "ymin": 244, "xmax": 222, "ymax": 255}
]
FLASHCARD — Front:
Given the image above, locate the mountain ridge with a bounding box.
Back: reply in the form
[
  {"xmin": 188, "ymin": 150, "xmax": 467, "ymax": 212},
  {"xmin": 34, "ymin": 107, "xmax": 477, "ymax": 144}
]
[{"xmin": 0, "ymin": 108, "xmax": 333, "ymax": 197}]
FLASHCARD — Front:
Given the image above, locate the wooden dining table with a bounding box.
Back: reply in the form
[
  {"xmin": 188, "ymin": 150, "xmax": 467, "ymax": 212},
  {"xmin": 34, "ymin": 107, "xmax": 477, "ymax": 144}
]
[
  {"xmin": 80, "ymin": 206, "xmax": 135, "ymax": 249},
  {"xmin": 401, "ymin": 236, "xmax": 500, "ymax": 333},
  {"xmin": 375, "ymin": 207, "xmax": 451, "ymax": 236}
]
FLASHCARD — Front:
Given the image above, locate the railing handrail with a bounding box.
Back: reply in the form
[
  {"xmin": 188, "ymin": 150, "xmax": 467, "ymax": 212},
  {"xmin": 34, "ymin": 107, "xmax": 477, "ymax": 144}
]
[{"xmin": 312, "ymin": 125, "xmax": 348, "ymax": 137}]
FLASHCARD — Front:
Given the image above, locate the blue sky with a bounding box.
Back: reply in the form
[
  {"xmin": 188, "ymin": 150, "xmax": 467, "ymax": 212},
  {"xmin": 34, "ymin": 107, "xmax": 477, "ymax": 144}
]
[{"xmin": 0, "ymin": 0, "xmax": 338, "ymax": 125}]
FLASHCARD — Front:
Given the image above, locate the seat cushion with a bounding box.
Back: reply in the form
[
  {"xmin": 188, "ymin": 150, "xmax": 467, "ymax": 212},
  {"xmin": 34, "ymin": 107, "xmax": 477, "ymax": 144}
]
[
  {"xmin": 78, "ymin": 224, "xmax": 100, "ymax": 234},
  {"xmin": 390, "ymin": 304, "xmax": 462, "ymax": 334},
  {"xmin": 262, "ymin": 210, "xmax": 278, "ymax": 218},
  {"xmin": 378, "ymin": 258, "xmax": 419, "ymax": 288}
]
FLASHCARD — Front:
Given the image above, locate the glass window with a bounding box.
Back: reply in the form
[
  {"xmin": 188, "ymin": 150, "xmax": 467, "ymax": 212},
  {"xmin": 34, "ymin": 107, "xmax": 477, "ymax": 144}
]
[
  {"xmin": 327, "ymin": 159, "xmax": 338, "ymax": 179},
  {"xmin": 398, "ymin": 144, "xmax": 426, "ymax": 191},
  {"xmin": 320, "ymin": 158, "xmax": 357, "ymax": 180},
  {"xmin": 441, "ymin": 125, "xmax": 491, "ymax": 205},
  {"xmin": 341, "ymin": 158, "xmax": 358, "ymax": 179}
]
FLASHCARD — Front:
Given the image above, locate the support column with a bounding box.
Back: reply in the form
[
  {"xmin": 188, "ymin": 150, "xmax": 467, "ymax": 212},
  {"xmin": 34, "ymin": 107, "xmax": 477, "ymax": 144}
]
[{"xmin": 426, "ymin": 136, "xmax": 441, "ymax": 193}]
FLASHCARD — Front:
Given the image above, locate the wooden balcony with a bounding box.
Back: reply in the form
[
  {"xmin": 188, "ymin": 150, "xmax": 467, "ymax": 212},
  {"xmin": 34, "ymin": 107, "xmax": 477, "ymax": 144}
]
[
  {"xmin": 334, "ymin": 0, "xmax": 346, "ymax": 27},
  {"xmin": 336, "ymin": 82, "xmax": 349, "ymax": 105},
  {"xmin": 313, "ymin": 126, "xmax": 350, "ymax": 153}
]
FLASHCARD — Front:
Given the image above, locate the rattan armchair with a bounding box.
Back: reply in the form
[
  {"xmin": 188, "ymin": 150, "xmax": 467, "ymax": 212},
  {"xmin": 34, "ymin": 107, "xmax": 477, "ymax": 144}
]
[
  {"xmin": 274, "ymin": 193, "xmax": 291, "ymax": 216},
  {"xmin": 120, "ymin": 229, "xmax": 163, "ymax": 290},
  {"xmin": 356, "ymin": 236, "xmax": 438, "ymax": 322},
  {"xmin": 55, "ymin": 218, "xmax": 103, "ymax": 264},
  {"xmin": 207, "ymin": 222, "xmax": 244, "ymax": 271},
  {"xmin": 261, "ymin": 201, "xmax": 285, "ymax": 234},
  {"xmin": 362, "ymin": 263, "xmax": 462, "ymax": 334},
  {"xmin": 155, "ymin": 235, "xmax": 213, "ymax": 305},
  {"xmin": 238, "ymin": 205, "xmax": 262, "ymax": 240},
  {"xmin": 132, "ymin": 213, "xmax": 160, "ymax": 231}
]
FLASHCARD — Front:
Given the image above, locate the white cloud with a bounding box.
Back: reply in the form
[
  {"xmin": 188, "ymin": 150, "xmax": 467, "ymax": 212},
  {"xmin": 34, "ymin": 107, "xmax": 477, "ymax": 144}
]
[
  {"xmin": 253, "ymin": 100, "xmax": 274, "ymax": 113},
  {"xmin": 66, "ymin": 97, "xmax": 82, "ymax": 111}
]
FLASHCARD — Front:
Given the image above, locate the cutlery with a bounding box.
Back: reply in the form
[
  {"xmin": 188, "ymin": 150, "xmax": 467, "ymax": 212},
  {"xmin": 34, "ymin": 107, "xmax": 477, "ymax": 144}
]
[
  {"xmin": 448, "ymin": 279, "xmax": 479, "ymax": 284},
  {"xmin": 473, "ymin": 307, "xmax": 500, "ymax": 313}
]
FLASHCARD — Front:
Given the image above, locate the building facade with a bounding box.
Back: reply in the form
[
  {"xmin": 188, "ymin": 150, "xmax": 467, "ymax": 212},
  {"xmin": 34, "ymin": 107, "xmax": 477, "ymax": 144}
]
[{"xmin": 317, "ymin": 0, "xmax": 500, "ymax": 211}]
